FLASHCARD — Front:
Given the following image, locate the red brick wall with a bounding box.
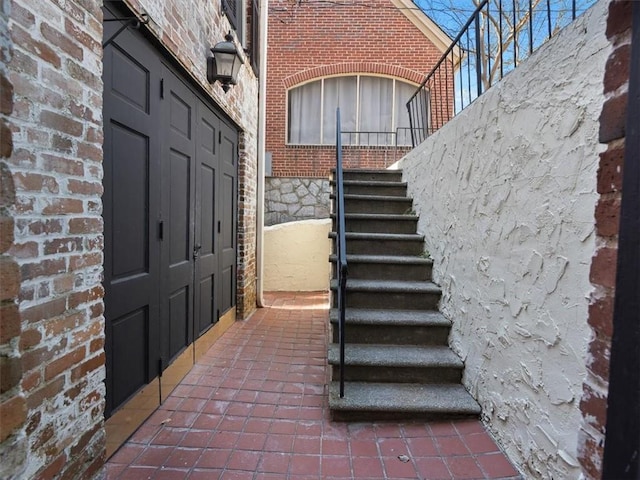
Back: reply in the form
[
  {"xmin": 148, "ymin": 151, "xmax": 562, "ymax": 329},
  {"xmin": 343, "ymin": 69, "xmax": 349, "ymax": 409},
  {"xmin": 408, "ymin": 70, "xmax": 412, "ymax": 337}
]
[
  {"xmin": 2, "ymin": 0, "xmax": 107, "ymax": 478},
  {"xmin": 266, "ymin": 0, "xmax": 449, "ymax": 177},
  {"xmin": 0, "ymin": 1, "xmax": 28, "ymax": 475},
  {"xmin": 578, "ymin": 1, "xmax": 631, "ymax": 477},
  {"xmin": 0, "ymin": 0, "xmax": 260, "ymax": 476}
]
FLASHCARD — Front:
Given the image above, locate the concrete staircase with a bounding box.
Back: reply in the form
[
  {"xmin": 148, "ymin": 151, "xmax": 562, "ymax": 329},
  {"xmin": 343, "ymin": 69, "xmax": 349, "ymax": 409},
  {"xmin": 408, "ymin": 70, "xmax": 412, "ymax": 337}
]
[{"xmin": 328, "ymin": 169, "xmax": 480, "ymax": 421}]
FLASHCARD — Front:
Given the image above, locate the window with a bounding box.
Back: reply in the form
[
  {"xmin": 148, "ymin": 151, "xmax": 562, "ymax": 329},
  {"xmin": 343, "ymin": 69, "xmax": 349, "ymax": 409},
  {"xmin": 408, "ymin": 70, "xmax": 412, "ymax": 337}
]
[
  {"xmin": 287, "ymin": 75, "xmax": 420, "ymax": 146},
  {"xmin": 222, "ymin": 0, "xmax": 243, "ymax": 42}
]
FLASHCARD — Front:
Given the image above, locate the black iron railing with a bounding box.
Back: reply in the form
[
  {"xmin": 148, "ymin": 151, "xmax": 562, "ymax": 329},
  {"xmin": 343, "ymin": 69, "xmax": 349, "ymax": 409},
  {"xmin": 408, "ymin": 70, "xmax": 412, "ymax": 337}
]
[
  {"xmin": 335, "ymin": 109, "xmax": 348, "ymax": 398},
  {"xmin": 340, "ymin": 128, "xmax": 418, "ymax": 147},
  {"xmin": 407, "ymin": 0, "xmax": 595, "ymax": 146}
]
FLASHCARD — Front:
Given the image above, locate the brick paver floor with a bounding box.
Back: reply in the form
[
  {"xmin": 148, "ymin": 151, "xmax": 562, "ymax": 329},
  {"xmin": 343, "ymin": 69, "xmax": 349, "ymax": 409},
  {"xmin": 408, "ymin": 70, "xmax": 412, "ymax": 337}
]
[{"xmin": 105, "ymin": 292, "xmax": 521, "ymax": 479}]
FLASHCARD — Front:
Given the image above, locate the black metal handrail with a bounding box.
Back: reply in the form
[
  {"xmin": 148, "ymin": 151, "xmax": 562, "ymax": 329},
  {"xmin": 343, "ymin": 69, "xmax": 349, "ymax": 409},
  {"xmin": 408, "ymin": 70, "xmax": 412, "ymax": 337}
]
[
  {"xmin": 335, "ymin": 108, "xmax": 348, "ymax": 398},
  {"xmin": 407, "ymin": 0, "xmax": 594, "ymax": 146}
]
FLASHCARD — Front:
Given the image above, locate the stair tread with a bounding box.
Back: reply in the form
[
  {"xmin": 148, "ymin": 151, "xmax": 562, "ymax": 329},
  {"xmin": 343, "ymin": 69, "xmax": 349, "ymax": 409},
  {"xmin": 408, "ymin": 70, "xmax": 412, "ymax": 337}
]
[
  {"xmin": 331, "ymin": 213, "xmax": 419, "ymax": 221},
  {"xmin": 329, "ymin": 232, "xmax": 424, "ymax": 241},
  {"xmin": 328, "ymin": 382, "xmax": 481, "ymax": 414},
  {"xmin": 328, "ymin": 344, "xmax": 463, "ymax": 367},
  {"xmin": 330, "ymin": 279, "xmax": 441, "ymax": 293},
  {"xmin": 329, "ymin": 254, "xmax": 432, "ymax": 265},
  {"xmin": 330, "ymin": 308, "xmax": 450, "ymax": 326},
  {"xmin": 334, "ymin": 180, "xmax": 408, "ymax": 187},
  {"xmin": 339, "ymin": 168, "xmax": 402, "ymax": 174},
  {"xmin": 342, "ymin": 194, "xmax": 412, "ymax": 201}
]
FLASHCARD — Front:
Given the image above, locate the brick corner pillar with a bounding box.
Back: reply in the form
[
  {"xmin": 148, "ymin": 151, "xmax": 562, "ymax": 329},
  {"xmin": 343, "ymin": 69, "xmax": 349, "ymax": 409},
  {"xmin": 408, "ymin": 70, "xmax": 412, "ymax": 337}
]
[
  {"xmin": 577, "ymin": 1, "xmax": 632, "ymax": 478},
  {"xmin": 0, "ymin": 8, "xmax": 28, "ymax": 474}
]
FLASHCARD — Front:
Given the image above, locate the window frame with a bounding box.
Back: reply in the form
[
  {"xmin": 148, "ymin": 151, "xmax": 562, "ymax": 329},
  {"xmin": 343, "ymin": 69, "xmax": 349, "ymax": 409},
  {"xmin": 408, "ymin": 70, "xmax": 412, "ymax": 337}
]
[{"xmin": 285, "ymin": 74, "xmax": 421, "ymax": 147}]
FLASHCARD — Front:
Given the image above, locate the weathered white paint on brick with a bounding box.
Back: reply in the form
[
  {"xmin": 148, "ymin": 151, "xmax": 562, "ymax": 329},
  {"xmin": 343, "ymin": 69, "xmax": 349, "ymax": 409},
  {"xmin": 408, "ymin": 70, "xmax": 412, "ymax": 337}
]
[
  {"xmin": 1, "ymin": 0, "xmax": 259, "ymax": 477},
  {"xmin": 395, "ymin": 2, "xmax": 609, "ymax": 478}
]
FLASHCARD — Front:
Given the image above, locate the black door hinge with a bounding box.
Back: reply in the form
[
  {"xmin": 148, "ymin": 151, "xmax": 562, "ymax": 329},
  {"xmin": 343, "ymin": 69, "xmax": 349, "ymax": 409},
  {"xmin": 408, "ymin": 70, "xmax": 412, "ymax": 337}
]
[
  {"xmin": 158, "ymin": 220, "xmax": 164, "ymax": 240},
  {"xmin": 158, "ymin": 357, "xmax": 164, "ymax": 376},
  {"xmin": 218, "ymin": 221, "xmax": 221, "ymax": 234},
  {"xmin": 218, "ymin": 131, "xmax": 222, "ymax": 144},
  {"xmin": 160, "ymin": 78, "xmax": 164, "ymax": 99}
]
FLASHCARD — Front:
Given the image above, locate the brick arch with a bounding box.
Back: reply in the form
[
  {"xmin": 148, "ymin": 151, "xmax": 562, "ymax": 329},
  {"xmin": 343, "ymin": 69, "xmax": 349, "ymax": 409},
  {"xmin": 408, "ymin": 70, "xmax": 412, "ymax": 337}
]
[{"xmin": 283, "ymin": 63, "xmax": 425, "ymax": 89}]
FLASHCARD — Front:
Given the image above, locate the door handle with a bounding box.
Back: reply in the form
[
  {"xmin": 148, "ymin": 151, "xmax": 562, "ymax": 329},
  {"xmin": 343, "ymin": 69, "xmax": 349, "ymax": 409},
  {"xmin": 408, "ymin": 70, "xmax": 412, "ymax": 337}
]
[{"xmin": 193, "ymin": 243, "xmax": 202, "ymax": 259}]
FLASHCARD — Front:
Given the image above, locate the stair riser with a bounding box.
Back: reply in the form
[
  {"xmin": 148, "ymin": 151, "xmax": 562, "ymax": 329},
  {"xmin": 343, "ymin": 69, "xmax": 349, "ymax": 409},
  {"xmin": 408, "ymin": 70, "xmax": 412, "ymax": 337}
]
[
  {"xmin": 337, "ymin": 199, "xmax": 413, "ymax": 215},
  {"xmin": 343, "ymin": 172, "xmax": 403, "ymax": 182},
  {"xmin": 332, "ymin": 218, "xmax": 418, "ymax": 234},
  {"xmin": 336, "ymin": 239, "xmax": 424, "ymax": 255},
  {"xmin": 331, "ymin": 365, "xmax": 462, "ymax": 384},
  {"xmin": 330, "ymin": 324, "xmax": 450, "ymax": 345},
  {"xmin": 331, "ymin": 262, "xmax": 431, "ymax": 281},
  {"xmin": 332, "ymin": 290, "xmax": 440, "ymax": 310},
  {"xmin": 343, "ymin": 185, "xmax": 407, "ymax": 196}
]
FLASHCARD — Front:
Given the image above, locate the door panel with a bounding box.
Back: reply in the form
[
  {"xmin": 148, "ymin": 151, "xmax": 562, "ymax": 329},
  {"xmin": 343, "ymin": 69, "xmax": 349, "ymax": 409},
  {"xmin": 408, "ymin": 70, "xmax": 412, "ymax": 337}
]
[
  {"xmin": 168, "ymin": 149, "xmax": 191, "ymax": 266},
  {"xmin": 110, "ymin": 123, "xmax": 149, "ymax": 279},
  {"xmin": 111, "ymin": 308, "xmax": 148, "ymax": 408}
]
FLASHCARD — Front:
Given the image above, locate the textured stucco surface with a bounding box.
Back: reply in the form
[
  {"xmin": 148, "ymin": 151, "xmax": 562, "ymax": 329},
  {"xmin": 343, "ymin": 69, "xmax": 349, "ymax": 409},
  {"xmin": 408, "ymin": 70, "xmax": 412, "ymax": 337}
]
[
  {"xmin": 264, "ymin": 219, "xmax": 331, "ymax": 291},
  {"xmin": 396, "ymin": 2, "xmax": 608, "ymax": 478}
]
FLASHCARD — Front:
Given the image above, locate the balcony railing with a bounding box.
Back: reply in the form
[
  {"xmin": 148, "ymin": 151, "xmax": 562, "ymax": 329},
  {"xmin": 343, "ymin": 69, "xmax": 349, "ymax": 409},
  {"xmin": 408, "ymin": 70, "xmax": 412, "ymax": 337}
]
[
  {"xmin": 340, "ymin": 128, "xmax": 419, "ymax": 147},
  {"xmin": 407, "ymin": 0, "xmax": 596, "ymax": 146}
]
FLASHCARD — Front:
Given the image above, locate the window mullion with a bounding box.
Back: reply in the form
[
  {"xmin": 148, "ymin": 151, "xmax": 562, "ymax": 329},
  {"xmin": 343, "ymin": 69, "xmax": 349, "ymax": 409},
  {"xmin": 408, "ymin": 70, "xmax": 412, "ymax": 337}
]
[
  {"xmin": 320, "ymin": 79, "xmax": 324, "ymax": 145},
  {"xmin": 391, "ymin": 79, "xmax": 397, "ymax": 145},
  {"xmin": 355, "ymin": 75, "xmax": 360, "ymax": 145}
]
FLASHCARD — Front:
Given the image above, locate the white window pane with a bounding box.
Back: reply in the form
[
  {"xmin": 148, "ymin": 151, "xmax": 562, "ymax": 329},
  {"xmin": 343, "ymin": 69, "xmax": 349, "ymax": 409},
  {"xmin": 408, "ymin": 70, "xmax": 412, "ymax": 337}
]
[
  {"xmin": 288, "ymin": 82, "xmax": 321, "ymax": 144},
  {"xmin": 359, "ymin": 77, "xmax": 393, "ymax": 145},
  {"xmin": 323, "ymin": 77, "xmax": 357, "ymax": 145},
  {"xmin": 395, "ymin": 81, "xmax": 418, "ymax": 146}
]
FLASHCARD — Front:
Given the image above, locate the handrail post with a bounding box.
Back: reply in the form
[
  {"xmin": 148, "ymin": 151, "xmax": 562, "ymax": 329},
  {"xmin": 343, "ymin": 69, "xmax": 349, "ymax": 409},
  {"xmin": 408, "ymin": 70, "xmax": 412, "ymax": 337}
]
[
  {"xmin": 335, "ymin": 108, "xmax": 348, "ymax": 398},
  {"xmin": 475, "ymin": 11, "xmax": 483, "ymax": 96}
]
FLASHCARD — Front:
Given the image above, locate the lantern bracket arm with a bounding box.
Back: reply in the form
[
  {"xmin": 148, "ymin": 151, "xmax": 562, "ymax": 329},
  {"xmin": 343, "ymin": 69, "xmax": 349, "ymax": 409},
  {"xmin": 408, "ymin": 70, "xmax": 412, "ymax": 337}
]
[{"xmin": 103, "ymin": 13, "xmax": 150, "ymax": 49}]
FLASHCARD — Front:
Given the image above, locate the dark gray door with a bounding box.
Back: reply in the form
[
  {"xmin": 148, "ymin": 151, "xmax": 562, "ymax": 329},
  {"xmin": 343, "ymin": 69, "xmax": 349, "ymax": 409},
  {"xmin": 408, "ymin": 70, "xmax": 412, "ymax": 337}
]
[
  {"xmin": 195, "ymin": 104, "xmax": 221, "ymax": 336},
  {"xmin": 102, "ymin": 24, "xmax": 162, "ymax": 417},
  {"xmin": 219, "ymin": 122, "xmax": 238, "ymax": 315},
  {"xmin": 160, "ymin": 69, "xmax": 196, "ymax": 363},
  {"xmin": 102, "ymin": 14, "xmax": 239, "ymax": 416}
]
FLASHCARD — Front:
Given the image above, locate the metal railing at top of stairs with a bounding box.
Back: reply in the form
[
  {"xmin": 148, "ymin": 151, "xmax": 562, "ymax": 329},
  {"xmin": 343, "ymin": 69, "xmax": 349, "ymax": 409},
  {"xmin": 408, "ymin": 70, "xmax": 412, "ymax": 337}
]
[
  {"xmin": 407, "ymin": 0, "xmax": 594, "ymax": 147},
  {"xmin": 335, "ymin": 108, "xmax": 348, "ymax": 399}
]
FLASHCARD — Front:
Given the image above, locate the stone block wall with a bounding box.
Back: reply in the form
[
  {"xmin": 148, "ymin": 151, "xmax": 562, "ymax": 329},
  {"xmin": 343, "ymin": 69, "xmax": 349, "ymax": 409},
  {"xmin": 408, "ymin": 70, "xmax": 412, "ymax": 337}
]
[
  {"xmin": 265, "ymin": 177, "xmax": 330, "ymax": 226},
  {"xmin": 577, "ymin": 1, "xmax": 631, "ymax": 477}
]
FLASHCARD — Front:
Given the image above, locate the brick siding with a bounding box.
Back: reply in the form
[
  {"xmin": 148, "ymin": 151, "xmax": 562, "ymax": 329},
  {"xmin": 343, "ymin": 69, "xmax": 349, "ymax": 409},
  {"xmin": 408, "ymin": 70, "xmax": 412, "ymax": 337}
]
[
  {"xmin": 1, "ymin": 0, "xmax": 106, "ymax": 477},
  {"xmin": 0, "ymin": 0, "xmax": 28, "ymax": 475},
  {"xmin": 0, "ymin": 0, "xmax": 259, "ymax": 477},
  {"xmin": 578, "ymin": 1, "xmax": 631, "ymax": 477},
  {"xmin": 266, "ymin": 0, "xmax": 450, "ymax": 178}
]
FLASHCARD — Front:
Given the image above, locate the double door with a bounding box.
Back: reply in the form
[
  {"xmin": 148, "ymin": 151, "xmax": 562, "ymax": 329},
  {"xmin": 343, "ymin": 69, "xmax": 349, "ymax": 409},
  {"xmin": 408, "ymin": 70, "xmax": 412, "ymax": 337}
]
[{"xmin": 102, "ymin": 17, "xmax": 237, "ymax": 416}]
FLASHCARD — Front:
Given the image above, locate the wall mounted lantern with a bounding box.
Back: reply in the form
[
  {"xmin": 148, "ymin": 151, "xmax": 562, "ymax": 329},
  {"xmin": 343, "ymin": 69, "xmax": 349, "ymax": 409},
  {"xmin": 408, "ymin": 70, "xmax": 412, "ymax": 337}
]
[{"xmin": 207, "ymin": 32, "xmax": 244, "ymax": 92}]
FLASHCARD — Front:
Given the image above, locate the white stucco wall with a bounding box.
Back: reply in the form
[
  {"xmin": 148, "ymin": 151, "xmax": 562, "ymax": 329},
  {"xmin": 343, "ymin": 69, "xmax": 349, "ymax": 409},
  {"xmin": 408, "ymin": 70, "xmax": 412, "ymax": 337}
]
[
  {"xmin": 395, "ymin": 2, "xmax": 609, "ymax": 478},
  {"xmin": 264, "ymin": 219, "xmax": 331, "ymax": 291}
]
